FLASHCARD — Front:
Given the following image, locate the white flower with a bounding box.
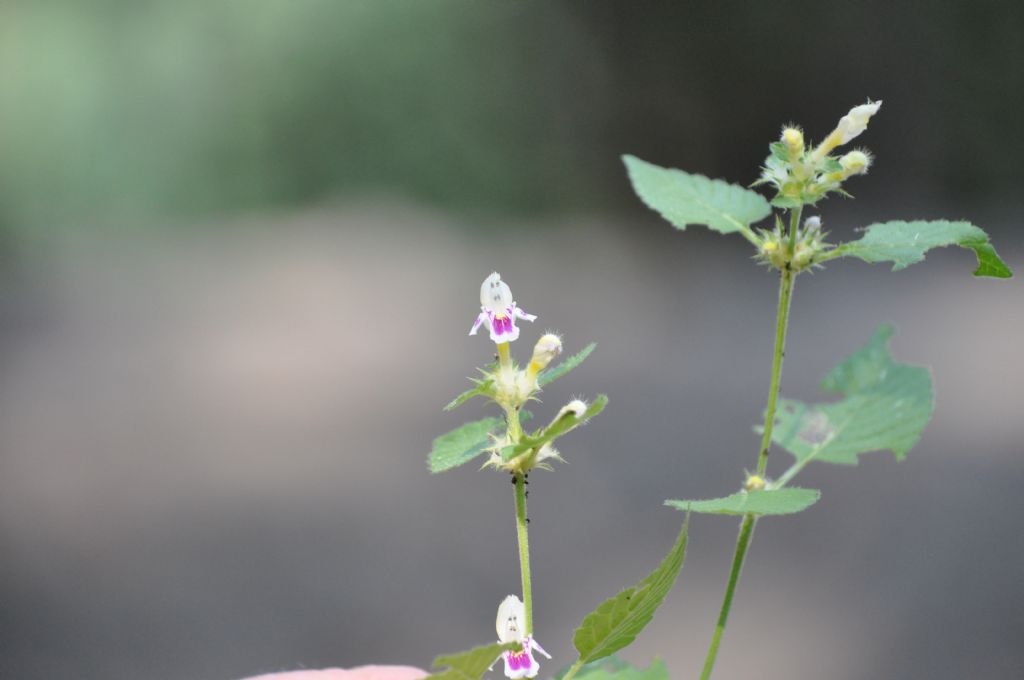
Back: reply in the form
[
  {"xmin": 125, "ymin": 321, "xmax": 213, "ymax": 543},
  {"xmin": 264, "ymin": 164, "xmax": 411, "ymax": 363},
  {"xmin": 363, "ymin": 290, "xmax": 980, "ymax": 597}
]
[
  {"xmin": 812, "ymin": 100, "xmax": 882, "ymax": 162},
  {"xmin": 492, "ymin": 595, "xmax": 551, "ymax": 679},
  {"xmin": 469, "ymin": 273, "xmax": 536, "ymax": 344},
  {"xmin": 834, "ymin": 100, "xmax": 882, "ymax": 145}
]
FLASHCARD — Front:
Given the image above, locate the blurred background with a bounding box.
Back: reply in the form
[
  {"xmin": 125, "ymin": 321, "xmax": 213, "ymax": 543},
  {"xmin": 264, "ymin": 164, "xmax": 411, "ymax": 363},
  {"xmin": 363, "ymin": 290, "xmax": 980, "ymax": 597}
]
[{"xmin": 1, "ymin": 1, "xmax": 1022, "ymax": 679}]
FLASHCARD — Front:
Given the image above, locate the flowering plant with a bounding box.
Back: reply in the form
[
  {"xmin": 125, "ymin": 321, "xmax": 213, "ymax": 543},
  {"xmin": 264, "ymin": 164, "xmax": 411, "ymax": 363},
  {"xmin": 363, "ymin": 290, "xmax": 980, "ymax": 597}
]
[{"xmin": 423, "ymin": 101, "xmax": 1011, "ymax": 680}]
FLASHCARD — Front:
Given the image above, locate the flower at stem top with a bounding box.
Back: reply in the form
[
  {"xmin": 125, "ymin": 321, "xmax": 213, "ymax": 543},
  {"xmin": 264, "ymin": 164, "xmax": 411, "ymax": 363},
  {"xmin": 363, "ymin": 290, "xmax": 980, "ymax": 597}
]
[
  {"xmin": 812, "ymin": 100, "xmax": 882, "ymax": 161},
  {"xmin": 469, "ymin": 273, "xmax": 536, "ymax": 344},
  {"xmin": 493, "ymin": 595, "xmax": 551, "ymax": 679}
]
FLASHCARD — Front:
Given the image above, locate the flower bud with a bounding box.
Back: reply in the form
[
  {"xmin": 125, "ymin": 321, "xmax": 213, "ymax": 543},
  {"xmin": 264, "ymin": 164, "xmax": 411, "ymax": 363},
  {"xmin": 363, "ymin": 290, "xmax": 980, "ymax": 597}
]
[
  {"xmin": 839, "ymin": 150, "xmax": 872, "ymax": 176},
  {"xmin": 529, "ymin": 333, "xmax": 562, "ymax": 373},
  {"xmin": 781, "ymin": 127, "xmax": 804, "ymax": 157},
  {"xmin": 759, "ymin": 233, "xmax": 788, "ymax": 270},
  {"xmin": 793, "ymin": 243, "xmax": 814, "ymax": 270},
  {"xmin": 744, "ymin": 474, "xmax": 767, "ymax": 491},
  {"xmin": 558, "ymin": 399, "xmax": 588, "ymax": 420}
]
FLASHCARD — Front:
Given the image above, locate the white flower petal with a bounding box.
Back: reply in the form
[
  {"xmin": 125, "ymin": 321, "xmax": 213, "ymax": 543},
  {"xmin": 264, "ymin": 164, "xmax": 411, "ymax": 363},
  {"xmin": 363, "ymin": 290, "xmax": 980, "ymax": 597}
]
[
  {"xmin": 496, "ymin": 595, "xmax": 526, "ymax": 643},
  {"xmin": 481, "ymin": 272, "xmax": 514, "ymax": 315},
  {"xmin": 836, "ymin": 100, "xmax": 882, "ymax": 144}
]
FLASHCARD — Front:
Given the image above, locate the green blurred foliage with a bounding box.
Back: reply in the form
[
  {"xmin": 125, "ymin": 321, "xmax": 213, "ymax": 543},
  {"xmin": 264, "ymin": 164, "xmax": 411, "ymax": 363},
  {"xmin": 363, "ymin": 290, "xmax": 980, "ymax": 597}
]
[
  {"xmin": 0, "ymin": 0, "xmax": 606, "ymax": 232},
  {"xmin": 0, "ymin": 0, "xmax": 1021, "ymax": 236}
]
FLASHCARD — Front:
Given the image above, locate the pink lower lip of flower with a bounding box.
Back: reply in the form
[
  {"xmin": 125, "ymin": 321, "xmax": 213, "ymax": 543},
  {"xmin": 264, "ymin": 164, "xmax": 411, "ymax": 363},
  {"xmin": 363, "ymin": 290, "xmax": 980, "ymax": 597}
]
[
  {"xmin": 469, "ymin": 303, "xmax": 536, "ymax": 343},
  {"xmin": 241, "ymin": 665, "xmax": 428, "ymax": 680},
  {"xmin": 506, "ymin": 649, "xmax": 533, "ymax": 671},
  {"xmin": 492, "ymin": 315, "xmax": 514, "ymax": 337}
]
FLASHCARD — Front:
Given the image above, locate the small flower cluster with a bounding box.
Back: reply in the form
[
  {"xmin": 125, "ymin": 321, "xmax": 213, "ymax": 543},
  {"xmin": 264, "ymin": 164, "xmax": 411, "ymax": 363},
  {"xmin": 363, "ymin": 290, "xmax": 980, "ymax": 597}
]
[
  {"xmin": 467, "ymin": 273, "xmax": 601, "ymax": 475},
  {"xmin": 756, "ymin": 100, "xmax": 881, "ymax": 208},
  {"xmin": 758, "ymin": 215, "xmax": 830, "ymax": 272}
]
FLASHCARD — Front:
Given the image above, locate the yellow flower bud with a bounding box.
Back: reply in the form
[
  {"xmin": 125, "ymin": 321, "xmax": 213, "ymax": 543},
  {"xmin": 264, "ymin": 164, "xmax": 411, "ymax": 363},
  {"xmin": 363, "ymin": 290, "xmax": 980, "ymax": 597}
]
[
  {"xmin": 744, "ymin": 474, "xmax": 767, "ymax": 491},
  {"xmin": 781, "ymin": 127, "xmax": 804, "ymax": 157},
  {"xmin": 528, "ymin": 333, "xmax": 562, "ymax": 374},
  {"xmin": 839, "ymin": 150, "xmax": 872, "ymax": 176}
]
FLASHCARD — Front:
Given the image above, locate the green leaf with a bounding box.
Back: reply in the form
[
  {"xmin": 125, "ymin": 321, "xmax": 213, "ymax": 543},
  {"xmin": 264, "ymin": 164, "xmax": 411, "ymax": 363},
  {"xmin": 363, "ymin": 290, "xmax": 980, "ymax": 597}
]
[
  {"xmin": 444, "ymin": 379, "xmax": 494, "ymax": 411},
  {"xmin": 428, "ymin": 418, "xmax": 499, "ymax": 473},
  {"xmin": 427, "ymin": 642, "xmax": 515, "ymax": 680},
  {"xmin": 772, "ymin": 325, "xmax": 934, "ymax": 466},
  {"xmin": 538, "ymin": 342, "xmax": 597, "ymax": 387},
  {"xmin": 771, "ymin": 196, "xmax": 802, "ymax": 209},
  {"xmin": 502, "ymin": 395, "xmax": 609, "ymax": 463},
  {"xmin": 665, "ymin": 488, "xmax": 820, "ymax": 516},
  {"xmin": 572, "ymin": 518, "xmax": 688, "ymax": 665},
  {"xmin": 555, "ymin": 657, "xmax": 668, "ymax": 680},
  {"xmin": 622, "ymin": 155, "xmax": 769, "ymax": 243},
  {"xmin": 832, "ymin": 220, "xmax": 1012, "ymax": 278}
]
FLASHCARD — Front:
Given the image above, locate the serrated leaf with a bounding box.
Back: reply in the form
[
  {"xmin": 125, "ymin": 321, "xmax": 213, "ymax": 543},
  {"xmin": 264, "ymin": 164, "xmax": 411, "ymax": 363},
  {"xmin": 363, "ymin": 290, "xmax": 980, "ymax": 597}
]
[
  {"xmin": 665, "ymin": 488, "xmax": 820, "ymax": 516},
  {"xmin": 832, "ymin": 220, "xmax": 1012, "ymax": 278},
  {"xmin": 502, "ymin": 395, "xmax": 609, "ymax": 463},
  {"xmin": 772, "ymin": 325, "xmax": 933, "ymax": 466},
  {"xmin": 427, "ymin": 642, "xmax": 515, "ymax": 680},
  {"xmin": 572, "ymin": 518, "xmax": 688, "ymax": 665},
  {"xmin": 622, "ymin": 155, "xmax": 769, "ymax": 243},
  {"xmin": 555, "ymin": 657, "xmax": 668, "ymax": 680},
  {"xmin": 538, "ymin": 342, "xmax": 596, "ymax": 387},
  {"xmin": 428, "ymin": 417, "xmax": 500, "ymax": 473}
]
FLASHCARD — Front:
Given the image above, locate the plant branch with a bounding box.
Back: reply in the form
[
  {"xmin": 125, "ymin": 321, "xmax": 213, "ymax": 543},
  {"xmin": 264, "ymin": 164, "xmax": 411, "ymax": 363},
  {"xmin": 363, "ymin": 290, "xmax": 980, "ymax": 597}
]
[{"xmin": 700, "ymin": 251, "xmax": 798, "ymax": 680}]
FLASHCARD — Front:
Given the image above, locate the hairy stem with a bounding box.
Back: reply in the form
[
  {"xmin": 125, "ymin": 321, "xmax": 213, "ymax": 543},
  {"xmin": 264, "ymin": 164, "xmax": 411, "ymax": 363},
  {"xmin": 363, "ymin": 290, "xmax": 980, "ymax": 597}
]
[
  {"xmin": 700, "ymin": 257, "xmax": 798, "ymax": 680},
  {"xmin": 514, "ymin": 472, "xmax": 533, "ymax": 635}
]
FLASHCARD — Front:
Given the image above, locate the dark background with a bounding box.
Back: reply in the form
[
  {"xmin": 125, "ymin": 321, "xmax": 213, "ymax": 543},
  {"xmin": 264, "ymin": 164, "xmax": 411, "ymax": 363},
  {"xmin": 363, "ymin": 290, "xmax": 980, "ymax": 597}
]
[{"xmin": 1, "ymin": 2, "xmax": 1021, "ymax": 679}]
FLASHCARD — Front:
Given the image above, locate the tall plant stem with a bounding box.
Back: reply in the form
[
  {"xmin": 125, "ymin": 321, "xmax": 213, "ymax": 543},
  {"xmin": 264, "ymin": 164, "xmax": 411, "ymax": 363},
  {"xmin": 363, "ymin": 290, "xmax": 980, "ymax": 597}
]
[
  {"xmin": 757, "ymin": 265, "xmax": 795, "ymax": 476},
  {"xmin": 498, "ymin": 340, "xmax": 533, "ymax": 636},
  {"xmin": 700, "ymin": 259, "xmax": 798, "ymax": 680},
  {"xmin": 699, "ymin": 513, "xmax": 756, "ymax": 680},
  {"xmin": 514, "ymin": 472, "xmax": 533, "ymax": 635}
]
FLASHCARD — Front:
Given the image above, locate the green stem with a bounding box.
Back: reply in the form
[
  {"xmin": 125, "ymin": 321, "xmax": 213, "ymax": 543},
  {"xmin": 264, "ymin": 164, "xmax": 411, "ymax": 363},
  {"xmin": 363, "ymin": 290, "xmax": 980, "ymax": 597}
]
[
  {"xmin": 757, "ymin": 266, "xmax": 796, "ymax": 476},
  {"xmin": 514, "ymin": 472, "xmax": 533, "ymax": 635},
  {"xmin": 560, "ymin": 659, "xmax": 586, "ymax": 680},
  {"xmin": 700, "ymin": 260, "xmax": 798, "ymax": 680},
  {"xmin": 786, "ymin": 205, "xmax": 803, "ymax": 254},
  {"xmin": 699, "ymin": 514, "xmax": 756, "ymax": 680},
  {"xmin": 497, "ymin": 340, "xmax": 533, "ymax": 635}
]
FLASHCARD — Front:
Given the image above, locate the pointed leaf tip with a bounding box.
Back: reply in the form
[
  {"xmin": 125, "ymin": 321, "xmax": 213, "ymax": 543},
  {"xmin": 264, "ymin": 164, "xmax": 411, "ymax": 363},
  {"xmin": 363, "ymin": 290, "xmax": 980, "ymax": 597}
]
[
  {"xmin": 622, "ymin": 154, "xmax": 768, "ymax": 242},
  {"xmin": 833, "ymin": 220, "xmax": 1012, "ymax": 278},
  {"xmin": 572, "ymin": 519, "xmax": 688, "ymax": 665}
]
